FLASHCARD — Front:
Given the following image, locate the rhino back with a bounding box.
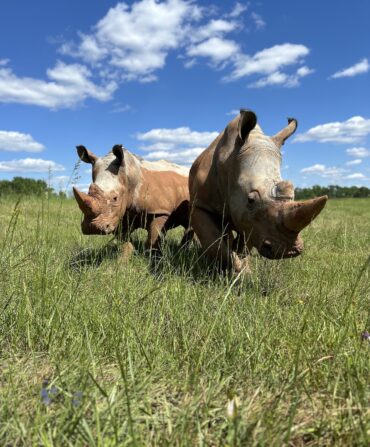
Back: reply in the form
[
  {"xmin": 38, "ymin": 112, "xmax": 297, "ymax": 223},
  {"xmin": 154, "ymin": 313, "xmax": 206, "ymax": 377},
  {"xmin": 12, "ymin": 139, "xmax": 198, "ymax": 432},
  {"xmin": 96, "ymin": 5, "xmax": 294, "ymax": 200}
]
[{"xmin": 135, "ymin": 168, "xmax": 189, "ymax": 215}]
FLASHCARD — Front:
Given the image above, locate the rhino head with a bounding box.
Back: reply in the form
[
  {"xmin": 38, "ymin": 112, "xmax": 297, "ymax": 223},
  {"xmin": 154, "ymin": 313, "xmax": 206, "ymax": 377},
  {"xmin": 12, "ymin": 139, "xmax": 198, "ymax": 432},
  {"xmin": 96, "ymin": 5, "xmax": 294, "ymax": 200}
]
[
  {"xmin": 228, "ymin": 110, "xmax": 327, "ymax": 259},
  {"xmin": 73, "ymin": 144, "xmax": 129, "ymax": 235}
]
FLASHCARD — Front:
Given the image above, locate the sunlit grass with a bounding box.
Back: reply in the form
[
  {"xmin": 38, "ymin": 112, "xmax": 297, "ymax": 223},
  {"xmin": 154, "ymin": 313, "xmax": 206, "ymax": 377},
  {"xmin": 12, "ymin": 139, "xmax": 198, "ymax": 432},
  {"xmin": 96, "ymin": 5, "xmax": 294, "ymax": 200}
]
[{"xmin": 0, "ymin": 196, "xmax": 369, "ymax": 445}]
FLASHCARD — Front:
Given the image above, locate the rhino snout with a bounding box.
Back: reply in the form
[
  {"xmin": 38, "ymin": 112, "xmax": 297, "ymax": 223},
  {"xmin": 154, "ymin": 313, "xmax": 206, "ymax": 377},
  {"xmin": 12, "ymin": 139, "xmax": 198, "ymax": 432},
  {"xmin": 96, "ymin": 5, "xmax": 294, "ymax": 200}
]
[
  {"xmin": 81, "ymin": 219, "xmax": 116, "ymax": 235},
  {"xmin": 259, "ymin": 237, "xmax": 304, "ymax": 260}
]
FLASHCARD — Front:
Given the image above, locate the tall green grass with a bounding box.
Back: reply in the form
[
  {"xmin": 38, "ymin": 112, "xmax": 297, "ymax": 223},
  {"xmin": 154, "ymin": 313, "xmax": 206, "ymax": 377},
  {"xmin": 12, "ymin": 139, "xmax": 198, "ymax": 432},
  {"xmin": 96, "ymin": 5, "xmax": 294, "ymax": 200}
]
[{"xmin": 0, "ymin": 196, "xmax": 369, "ymax": 446}]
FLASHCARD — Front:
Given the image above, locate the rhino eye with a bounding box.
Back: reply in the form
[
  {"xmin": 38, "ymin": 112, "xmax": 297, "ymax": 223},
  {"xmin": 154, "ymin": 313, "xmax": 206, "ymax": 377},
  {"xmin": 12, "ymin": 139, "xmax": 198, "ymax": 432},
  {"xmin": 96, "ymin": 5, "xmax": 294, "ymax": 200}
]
[{"xmin": 113, "ymin": 196, "xmax": 118, "ymax": 201}]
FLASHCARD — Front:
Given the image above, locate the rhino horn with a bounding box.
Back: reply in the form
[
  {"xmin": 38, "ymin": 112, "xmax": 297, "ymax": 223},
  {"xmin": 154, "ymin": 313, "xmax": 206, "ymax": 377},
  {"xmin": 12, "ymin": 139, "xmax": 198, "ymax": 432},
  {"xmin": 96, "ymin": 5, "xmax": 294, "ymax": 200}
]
[
  {"xmin": 73, "ymin": 187, "xmax": 99, "ymax": 215},
  {"xmin": 272, "ymin": 118, "xmax": 298, "ymax": 148},
  {"xmin": 282, "ymin": 195, "xmax": 328, "ymax": 233}
]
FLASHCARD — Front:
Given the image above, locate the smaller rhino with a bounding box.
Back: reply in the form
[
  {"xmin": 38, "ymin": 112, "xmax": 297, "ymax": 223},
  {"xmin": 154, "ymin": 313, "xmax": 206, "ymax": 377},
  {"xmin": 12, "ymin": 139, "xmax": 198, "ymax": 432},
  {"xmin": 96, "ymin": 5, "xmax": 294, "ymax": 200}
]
[{"xmin": 73, "ymin": 144, "xmax": 191, "ymax": 252}]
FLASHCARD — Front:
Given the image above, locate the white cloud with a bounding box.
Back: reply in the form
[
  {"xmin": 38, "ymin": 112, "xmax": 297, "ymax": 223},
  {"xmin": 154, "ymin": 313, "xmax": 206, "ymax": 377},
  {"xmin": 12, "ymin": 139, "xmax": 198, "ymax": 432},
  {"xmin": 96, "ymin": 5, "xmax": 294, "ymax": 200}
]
[
  {"xmin": 226, "ymin": 43, "xmax": 310, "ymax": 81},
  {"xmin": 250, "ymin": 12, "xmax": 266, "ymax": 30},
  {"xmin": 346, "ymin": 159, "xmax": 362, "ymax": 166},
  {"xmin": 0, "ymin": 131, "xmax": 45, "ymax": 152},
  {"xmin": 187, "ymin": 37, "xmax": 239, "ymax": 63},
  {"xmin": 137, "ymin": 126, "xmax": 218, "ymax": 164},
  {"xmin": 59, "ymin": 1, "xmax": 310, "ymax": 89},
  {"xmin": 190, "ymin": 19, "xmax": 238, "ymax": 43},
  {"xmin": 61, "ymin": 0, "xmax": 201, "ymax": 81},
  {"xmin": 137, "ymin": 127, "xmax": 218, "ymax": 148},
  {"xmin": 345, "ymin": 173, "xmax": 366, "ymax": 180},
  {"xmin": 248, "ymin": 65, "xmax": 314, "ymax": 88},
  {"xmin": 0, "ymin": 158, "xmax": 65, "ymax": 173},
  {"xmin": 346, "ymin": 147, "xmax": 370, "ymax": 158},
  {"xmin": 300, "ymin": 164, "xmax": 347, "ymax": 179},
  {"xmin": 330, "ymin": 58, "xmax": 369, "ymax": 79},
  {"xmin": 0, "ymin": 61, "xmax": 116, "ymax": 109},
  {"xmin": 294, "ymin": 116, "xmax": 370, "ymax": 144},
  {"xmin": 227, "ymin": 2, "xmax": 248, "ymax": 18},
  {"xmin": 146, "ymin": 147, "xmax": 204, "ymax": 164}
]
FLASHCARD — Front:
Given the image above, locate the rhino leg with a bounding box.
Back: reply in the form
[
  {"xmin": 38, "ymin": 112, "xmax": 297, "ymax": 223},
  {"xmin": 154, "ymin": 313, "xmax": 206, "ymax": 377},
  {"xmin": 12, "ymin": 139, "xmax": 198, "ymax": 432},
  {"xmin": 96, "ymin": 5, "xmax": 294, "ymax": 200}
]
[
  {"xmin": 191, "ymin": 207, "xmax": 239, "ymax": 271},
  {"xmin": 146, "ymin": 215, "xmax": 169, "ymax": 251},
  {"xmin": 179, "ymin": 228, "xmax": 195, "ymax": 246},
  {"xmin": 120, "ymin": 241, "xmax": 134, "ymax": 263}
]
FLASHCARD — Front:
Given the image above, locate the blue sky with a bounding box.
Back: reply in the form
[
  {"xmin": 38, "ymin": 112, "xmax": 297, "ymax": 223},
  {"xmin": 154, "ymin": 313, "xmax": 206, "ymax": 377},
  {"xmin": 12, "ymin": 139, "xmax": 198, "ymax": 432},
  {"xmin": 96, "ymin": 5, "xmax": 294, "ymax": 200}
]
[{"xmin": 0, "ymin": 0, "xmax": 369, "ymax": 191}]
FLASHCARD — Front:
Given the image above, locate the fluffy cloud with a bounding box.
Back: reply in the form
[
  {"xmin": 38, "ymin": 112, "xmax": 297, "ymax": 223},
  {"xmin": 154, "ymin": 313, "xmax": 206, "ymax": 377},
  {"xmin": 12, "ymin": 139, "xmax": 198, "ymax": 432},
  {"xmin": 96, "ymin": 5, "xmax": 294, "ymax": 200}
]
[
  {"xmin": 300, "ymin": 164, "xmax": 347, "ymax": 179},
  {"xmin": 346, "ymin": 159, "xmax": 362, "ymax": 166},
  {"xmin": 0, "ymin": 60, "xmax": 117, "ymax": 109},
  {"xmin": 137, "ymin": 126, "xmax": 218, "ymax": 164},
  {"xmin": 294, "ymin": 116, "xmax": 370, "ymax": 144},
  {"xmin": 145, "ymin": 147, "xmax": 204, "ymax": 164},
  {"xmin": 0, "ymin": 158, "xmax": 65, "ymax": 172},
  {"xmin": 300, "ymin": 163, "xmax": 369, "ymax": 183},
  {"xmin": 0, "ymin": 131, "xmax": 44, "ymax": 152},
  {"xmin": 61, "ymin": 0, "xmax": 201, "ymax": 81},
  {"xmin": 346, "ymin": 147, "xmax": 370, "ymax": 158},
  {"xmin": 249, "ymin": 65, "xmax": 314, "ymax": 88},
  {"xmin": 137, "ymin": 127, "xmax": 218, "ymax": 147},
  {"xmin": 227, "ymin": 44, "xmax": 310, "ymax": 81},
  {"xmin": 189, "ymin": 19, "xmax": 238, "ymax": 43},
  {"xmin": 60, "ymin": 1, "xmax": 311, "ymax": 88},
  {"xmin": 187, "ymin": 37, "xmax": 240, "ymax": 64},
  {"xmin": 330, "ymin": 58, "xmax": 369, "ymax": 79}
]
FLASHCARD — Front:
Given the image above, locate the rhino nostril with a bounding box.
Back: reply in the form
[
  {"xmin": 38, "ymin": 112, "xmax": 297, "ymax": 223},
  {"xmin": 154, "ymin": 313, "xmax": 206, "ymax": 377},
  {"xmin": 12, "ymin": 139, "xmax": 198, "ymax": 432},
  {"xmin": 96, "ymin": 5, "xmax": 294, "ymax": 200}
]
[{"xmin": 261, "ymin": 240, "xmax": 273, "ymax": 256}]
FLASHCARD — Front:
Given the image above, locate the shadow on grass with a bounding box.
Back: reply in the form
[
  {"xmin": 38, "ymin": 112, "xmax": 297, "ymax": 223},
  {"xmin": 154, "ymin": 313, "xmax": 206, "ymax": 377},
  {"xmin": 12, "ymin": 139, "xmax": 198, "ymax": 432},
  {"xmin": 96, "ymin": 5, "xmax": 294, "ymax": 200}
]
[
  {"xmin": 69, "ymin": 235, "xmax": 285, "ymax": 296},
  {"xmin": 68, "ymin": 242, "xmax": 121, "ymax": 272}
]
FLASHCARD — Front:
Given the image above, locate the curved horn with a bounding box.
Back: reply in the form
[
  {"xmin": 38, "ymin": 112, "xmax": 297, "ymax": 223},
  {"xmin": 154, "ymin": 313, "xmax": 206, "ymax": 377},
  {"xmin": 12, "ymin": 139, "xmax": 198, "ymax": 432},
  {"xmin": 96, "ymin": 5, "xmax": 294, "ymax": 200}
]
[
  {"xmin": 272, "ymin": 117, "xmax": 298, "ymax": 148},
  {"xmin": 282, "ymin": 195, "xmax": 328, "ymax": 232},
  {"xmin": 73, "ymin": 187, "xmax": 99, "ymax": 215}
]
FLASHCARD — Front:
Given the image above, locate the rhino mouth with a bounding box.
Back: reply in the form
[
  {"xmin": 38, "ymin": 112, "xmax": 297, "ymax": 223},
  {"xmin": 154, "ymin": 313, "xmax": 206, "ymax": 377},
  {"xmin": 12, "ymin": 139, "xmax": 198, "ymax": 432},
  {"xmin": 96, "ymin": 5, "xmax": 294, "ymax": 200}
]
[
  {"xmin": 81, "ymin": 219, "xmax": 116, "ymax": 235},
  {"xmin": 259, "ymin": 239, "xmax": 303, "ymax": 260}
]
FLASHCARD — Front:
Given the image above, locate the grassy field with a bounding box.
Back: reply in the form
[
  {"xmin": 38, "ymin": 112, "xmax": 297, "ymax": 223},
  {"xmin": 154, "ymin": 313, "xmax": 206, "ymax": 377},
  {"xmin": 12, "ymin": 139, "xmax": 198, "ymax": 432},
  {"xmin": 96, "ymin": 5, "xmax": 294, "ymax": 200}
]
[{"xmin": 0, "ymin": 196, "xmax": 369, "ymax": 446}]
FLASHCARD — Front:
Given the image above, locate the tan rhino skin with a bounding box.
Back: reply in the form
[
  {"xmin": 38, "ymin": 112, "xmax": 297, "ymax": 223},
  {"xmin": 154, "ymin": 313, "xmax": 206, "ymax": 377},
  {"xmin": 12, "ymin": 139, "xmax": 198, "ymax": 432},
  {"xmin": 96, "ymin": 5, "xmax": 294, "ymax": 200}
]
[
  {"xmin": 189, "ymin": 110, "xmax": 328, "ymax": 273},
  {"xmin": 73, "ymin": 144, "xmax": 192, "ymax": 252}
]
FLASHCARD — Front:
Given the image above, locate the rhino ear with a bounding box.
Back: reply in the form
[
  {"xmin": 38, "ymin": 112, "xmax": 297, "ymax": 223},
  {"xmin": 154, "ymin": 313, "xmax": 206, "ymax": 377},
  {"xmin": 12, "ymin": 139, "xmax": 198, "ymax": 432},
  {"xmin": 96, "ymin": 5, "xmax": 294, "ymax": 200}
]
[
  {"xmin": 238, "ymin": 109, "xmax": 257, "ymax": 141},
  {"xmin": 76, "ymin": 145, "xmax": 97, "ymax": 164},
  {"xmin": 112, "ymin": 144, "xmax": 125, "ymax": 166},
  {"xmin": 272, "ymin": 117, "xmax": 298, "ymax": 148}
]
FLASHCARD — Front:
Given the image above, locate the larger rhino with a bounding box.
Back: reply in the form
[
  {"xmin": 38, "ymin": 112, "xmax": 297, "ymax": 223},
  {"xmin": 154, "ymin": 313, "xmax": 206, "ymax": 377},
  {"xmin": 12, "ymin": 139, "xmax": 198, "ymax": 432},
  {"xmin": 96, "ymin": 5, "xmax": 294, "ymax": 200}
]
[
  {"xmin": 73, "ymin": 144, "xmax": 191, "ymax": 251},
  {"xmin": 189, "ymin": 110, "xmax": 327, "ymax": 273}
]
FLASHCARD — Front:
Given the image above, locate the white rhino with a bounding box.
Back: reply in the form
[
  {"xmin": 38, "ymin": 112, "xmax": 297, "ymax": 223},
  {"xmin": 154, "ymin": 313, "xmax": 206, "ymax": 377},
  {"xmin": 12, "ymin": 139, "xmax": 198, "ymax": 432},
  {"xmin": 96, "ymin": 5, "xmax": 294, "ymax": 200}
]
[
  {"xmin": 189, "ymin": 110, "xmax": 327, "ymax": 273},
  {"xmin": 73, "ymin": 144, "xmax": 191, "ymax": 252}
]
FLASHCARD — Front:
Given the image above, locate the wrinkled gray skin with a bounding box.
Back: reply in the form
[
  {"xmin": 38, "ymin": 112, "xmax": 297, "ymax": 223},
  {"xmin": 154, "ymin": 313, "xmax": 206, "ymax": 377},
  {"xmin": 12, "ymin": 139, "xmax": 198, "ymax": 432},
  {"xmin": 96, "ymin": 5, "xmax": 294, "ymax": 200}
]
[{"xmin": 189, "ymin": 110, "xmax": 328, "ymax": 273}]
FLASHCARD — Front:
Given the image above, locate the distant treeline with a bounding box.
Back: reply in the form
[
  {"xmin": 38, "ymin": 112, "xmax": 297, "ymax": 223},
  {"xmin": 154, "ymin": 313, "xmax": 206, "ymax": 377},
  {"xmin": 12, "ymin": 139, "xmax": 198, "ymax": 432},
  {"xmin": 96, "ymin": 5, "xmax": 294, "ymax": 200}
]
[
  {"xmin": 0, "ymin": 177, "xmax": 369, "ymax": 200},
  {"xmin": 295, "ymin": 185, "xmax": 370, "ymax": 199},
  {"xmin": 0, "ymin": 177, "xmax": 66, "ymax": 197}
]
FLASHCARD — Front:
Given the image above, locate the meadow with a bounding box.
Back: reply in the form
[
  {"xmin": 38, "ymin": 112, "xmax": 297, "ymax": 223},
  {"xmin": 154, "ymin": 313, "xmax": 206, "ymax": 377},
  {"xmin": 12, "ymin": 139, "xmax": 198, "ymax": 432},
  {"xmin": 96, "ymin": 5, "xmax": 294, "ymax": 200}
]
[{"xmin": 0, "ymin": 196, "xmax": 369, "ymax": 446}]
